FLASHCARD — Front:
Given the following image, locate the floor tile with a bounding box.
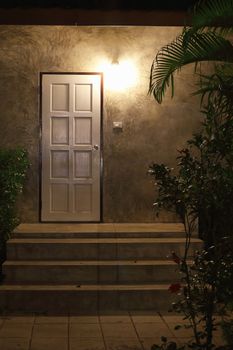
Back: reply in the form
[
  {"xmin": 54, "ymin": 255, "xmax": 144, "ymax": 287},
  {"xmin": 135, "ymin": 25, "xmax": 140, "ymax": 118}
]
[
  {"xmin": 0, "ymin": 337, "xmax": 30, "ymax": 350},
  {"xmin": 30, "ymin": 337, "xmax": 68, "ymax": 350},
  {"xmin": 167, "ymin": 320, "xmax": 223, "ymax": 338},
  {"xmin": 35, "ymin": 316, "xmax": 68, "ymax": 324},
  {"xmin": 69, "ymin": 316, "xmax": 99, "ymax": 324},
  {"xmin": 130, "ymin": 311, "xmax": 159, "ymax": 316},
  {"xmin": 99, "ymin": 311, "xmax": 129, "ymax": 316},
  {"xmin": 174, "ymin": 337, "xmax": 195, "ymax": 347},
  {"xmin": 167, "ymin": 323, "xmax": 194, "ymax": 337},
  {"xmin": 100, "ymin": 315, "xmax": 131, "ymax": 324},
  {"xmin": 141, "ymin": 337, "xmax": 178, "ymax": 350},
  {"xmin": 134, "ymin": 323, "xmax": 173, "ymax": 339},
  {"xmin": 105, "ymin": 337, "xmax": 142, "ymax": 350},
  {"xmin": 70, "ymin": 338, "xmax": 105, "ymax": 350},
  {"xmin": 162, "ymin": 315, "xmax": 190, "ymax": 324},
  {"xmin": 131, "ymin": 315, "xmax": 163, "ymax": 323},
  {"xmin": 2, "ymin": 316, "xmax": 35, "ymax": 324},
  {"xmin": 174, "ymin": 335, "xmax": 227, "ymax": 347},
  {"xmin": 32, "ymin": 324, "xmax": 68, "ymax": 338},
  {"xmin": 0, "ymin": 323, "xmax": 33, "ymax": 338},
  {"xmin": 102, "ymin": 323, "xmax": 137, "ymax": 338},
  {"xmin": 174, "ymin": 336, "xmax": 227, "ymax": 347},
  {"xmin": 70, "ymin": 323, "xmax": 102, "ymax": 338}
]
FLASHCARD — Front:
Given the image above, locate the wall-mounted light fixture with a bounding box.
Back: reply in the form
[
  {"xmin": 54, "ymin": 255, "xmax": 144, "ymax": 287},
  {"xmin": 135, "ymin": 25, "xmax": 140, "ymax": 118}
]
[{"xmin": 98, "ymin": 58, "xmax": 138, "ymax": 92}]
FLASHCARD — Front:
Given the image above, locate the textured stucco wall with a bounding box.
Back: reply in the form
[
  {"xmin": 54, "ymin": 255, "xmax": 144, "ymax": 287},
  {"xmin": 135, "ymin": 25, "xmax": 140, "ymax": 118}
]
[{"xmin": 0, "ymin": 26, "xmax": 201, "ymax": 223}]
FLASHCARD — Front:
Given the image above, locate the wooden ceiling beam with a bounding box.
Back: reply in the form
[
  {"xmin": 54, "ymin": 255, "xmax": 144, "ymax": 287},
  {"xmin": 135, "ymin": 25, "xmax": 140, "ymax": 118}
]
[{"xmin": 0, "ymin": 8, "xmax": 188, "ymax": 25}]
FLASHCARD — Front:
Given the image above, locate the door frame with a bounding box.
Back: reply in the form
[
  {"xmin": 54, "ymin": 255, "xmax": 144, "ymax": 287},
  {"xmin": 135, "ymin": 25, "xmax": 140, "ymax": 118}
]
[{"xmin": 39, "ymin": 72, "xmax": 104, "ymax": 223}]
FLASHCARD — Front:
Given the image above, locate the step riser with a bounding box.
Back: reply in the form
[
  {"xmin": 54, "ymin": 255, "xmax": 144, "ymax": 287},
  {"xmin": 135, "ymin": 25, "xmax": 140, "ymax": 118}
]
[
  {"xmin": 12, "ymin": 232, "xmax": 187, "ymax": 239},
  {"xmin": 0, "ymin": 290, "xmax": 178, "ymax": 313},
  {"xmin": 7, "ymin": 242, "xmax": 202, "ymax": 260},
  {"xmin": 3, "ymin": 223, "xmax": 201, "ymax": 313},
  {"xmin": 3, "ymin": 265, "xmax": 179, "ymax": 284}
]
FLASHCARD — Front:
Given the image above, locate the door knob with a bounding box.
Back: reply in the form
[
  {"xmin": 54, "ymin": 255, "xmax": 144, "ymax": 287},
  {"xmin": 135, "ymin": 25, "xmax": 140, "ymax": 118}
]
[{"xmin": 93, "ymin": 144, "xmax": 99, "ymax": 150}]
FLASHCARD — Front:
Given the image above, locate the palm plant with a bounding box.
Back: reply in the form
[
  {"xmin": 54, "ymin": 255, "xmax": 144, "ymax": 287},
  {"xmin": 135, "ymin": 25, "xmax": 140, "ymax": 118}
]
[
  {"xmin": 149, "ymin": 3, "xmax": 233, "ymax": 348},
  {"xmin": 149, "ymin": 0, "xmax": 233, "ymax": 104}
]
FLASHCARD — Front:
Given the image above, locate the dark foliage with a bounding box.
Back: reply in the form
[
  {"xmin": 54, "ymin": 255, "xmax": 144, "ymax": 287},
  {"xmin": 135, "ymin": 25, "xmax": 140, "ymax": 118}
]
[{"xmin": 0, "ymin": 148, "xmax": 29, "ymax": 265}]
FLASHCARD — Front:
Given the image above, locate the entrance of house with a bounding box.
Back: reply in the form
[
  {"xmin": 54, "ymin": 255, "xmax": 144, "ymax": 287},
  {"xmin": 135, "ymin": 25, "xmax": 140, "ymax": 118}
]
[{"xmin": 41, "ymin": 73, "xmax": 102, "ymax": 222}]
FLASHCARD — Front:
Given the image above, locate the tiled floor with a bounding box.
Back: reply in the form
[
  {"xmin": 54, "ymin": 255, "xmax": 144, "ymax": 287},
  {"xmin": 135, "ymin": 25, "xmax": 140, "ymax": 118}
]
[{"xmin": 0, "ymin": 312, "xmax": 225, "ymax": 350}]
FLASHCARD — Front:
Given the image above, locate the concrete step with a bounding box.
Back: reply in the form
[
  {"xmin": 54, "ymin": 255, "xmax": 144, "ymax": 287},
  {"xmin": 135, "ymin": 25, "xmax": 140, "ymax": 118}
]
[
  {"xmin": 0, "ymin": 283, "xmax": 178, "ymax": 313},
  {"xmin": 2, "ymin": 223, "xmax": 201, "ymax": 312},
  {"xmin": 12, "ymin": 223, "xmax": 187, "ymax": 238},
  {"xmin": 2, "ymin": 259, "xmax": 182, "ymax": 284},
  {"xmin": 7, "ymin": 237, "xmax": 202, "ymax": 260}
]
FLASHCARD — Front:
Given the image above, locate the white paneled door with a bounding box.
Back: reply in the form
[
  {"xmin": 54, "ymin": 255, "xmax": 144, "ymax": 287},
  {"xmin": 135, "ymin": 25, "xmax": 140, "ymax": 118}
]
[{"xmin": 41, "ymin": 74, "xmax": 102, "ymax": 221}]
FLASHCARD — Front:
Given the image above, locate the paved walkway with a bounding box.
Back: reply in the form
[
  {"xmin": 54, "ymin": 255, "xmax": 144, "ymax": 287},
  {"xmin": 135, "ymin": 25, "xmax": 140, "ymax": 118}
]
[{"xmin": 0, "ymin": 312, "xmax": 224, "ymax": 350}]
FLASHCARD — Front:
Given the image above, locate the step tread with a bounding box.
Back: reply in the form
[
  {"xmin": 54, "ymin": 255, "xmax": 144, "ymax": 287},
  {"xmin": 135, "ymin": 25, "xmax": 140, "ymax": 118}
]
[
  {"xmin": 14, "ymin": 223, "xmax": 185, "ymax": 234},
  {"xmin": 0, "ymin": 284, "xmax": 171, "ymax": 291},
  {"xmin": 3, "ymin": 259, "xmax": 188, "ymax": 266},
  {"xmin": 8, "ymin": 237, "xmax": 201, "ymax": 244}
]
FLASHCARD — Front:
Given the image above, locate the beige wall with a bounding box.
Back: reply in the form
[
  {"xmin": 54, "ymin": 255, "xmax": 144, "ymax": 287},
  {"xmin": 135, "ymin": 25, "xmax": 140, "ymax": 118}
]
[{"xmin": 0, "ymin": 26, "xmax": 201, "ymax": 223}]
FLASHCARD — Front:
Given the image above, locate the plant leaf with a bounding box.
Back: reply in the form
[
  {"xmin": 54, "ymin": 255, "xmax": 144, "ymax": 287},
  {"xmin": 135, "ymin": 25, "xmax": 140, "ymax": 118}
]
[
  {"xmin": 189, "ymin": 0, "xmax": 233, "ymax": 36},
  {"xmin": 149, "ymin": 32, "xmax": 233, "ymax": 103}
]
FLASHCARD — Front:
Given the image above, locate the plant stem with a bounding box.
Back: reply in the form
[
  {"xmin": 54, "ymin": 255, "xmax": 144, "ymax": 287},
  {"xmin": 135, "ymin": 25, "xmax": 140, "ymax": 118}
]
[{"xmin": 183, "ymin": 213, "xmax": 201, "ymax": 346}]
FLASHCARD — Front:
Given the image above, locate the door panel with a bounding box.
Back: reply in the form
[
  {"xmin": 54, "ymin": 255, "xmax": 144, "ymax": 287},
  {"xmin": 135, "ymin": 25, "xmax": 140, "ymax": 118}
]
[{"xmin": 41, "ymin": 74, "xmax": 102, "ymax": 221}]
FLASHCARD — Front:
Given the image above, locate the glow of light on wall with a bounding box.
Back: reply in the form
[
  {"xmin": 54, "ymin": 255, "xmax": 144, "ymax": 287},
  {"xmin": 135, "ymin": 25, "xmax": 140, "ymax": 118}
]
[{"xmin": 98, "ymin": 59, "xmax": 138, "ymax": 91}]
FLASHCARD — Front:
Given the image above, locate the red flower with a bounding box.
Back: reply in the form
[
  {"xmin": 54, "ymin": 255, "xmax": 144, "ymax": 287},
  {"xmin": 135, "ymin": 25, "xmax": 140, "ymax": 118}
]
[
  {"xmin": 168, "ymin": 283, "xmax": 181, "ymax": 293},
  {"xmin": 171, "ymin": 251, "xmax": 181, "ymax": 264}
]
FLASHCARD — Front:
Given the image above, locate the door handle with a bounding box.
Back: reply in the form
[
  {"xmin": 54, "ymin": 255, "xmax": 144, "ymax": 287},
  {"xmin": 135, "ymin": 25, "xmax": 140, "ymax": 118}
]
[{"xmin": 93, "ymin": 144, "xmax": 99, "ymax": 150}]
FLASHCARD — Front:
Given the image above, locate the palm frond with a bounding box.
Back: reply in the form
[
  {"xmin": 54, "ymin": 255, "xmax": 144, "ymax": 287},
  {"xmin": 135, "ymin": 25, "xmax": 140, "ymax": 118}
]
[
  {"xmin": 193, "ymin": 68, "xmax": 233, "ymax": 114},
  {"xmin": 149, "ymin": 32, "xmax": 233, "ymax": 104},
  {"xmin": 188, "ymin": 0, "xmax": 233, "ymax": 36}
]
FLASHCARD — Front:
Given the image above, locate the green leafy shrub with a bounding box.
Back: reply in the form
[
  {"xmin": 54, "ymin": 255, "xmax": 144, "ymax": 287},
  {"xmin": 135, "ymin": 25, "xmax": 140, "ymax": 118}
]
[
  {"xmin": 0, "ymin": 148, "xmax": 29, "ymax": 264},
  {"xmin": 172, "ymin": 241, "xmax": 233, "ymax": 349},
  {"xmin": 149, "ymin": 98, "xmax": 233, "ymax": 247},
  {"xmin": 149, "ymin": 100, "xmax": 233, "ymax": 348},
  {"xmin": 149, "ymin": 1, "xmax": 233, "ymax": 348}
]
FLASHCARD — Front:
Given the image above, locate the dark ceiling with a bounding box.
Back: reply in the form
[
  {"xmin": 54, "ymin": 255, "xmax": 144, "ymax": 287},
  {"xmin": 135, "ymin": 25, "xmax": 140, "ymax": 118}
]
[{"xmin": 0, "ymin": 0, "xmax": 198, "ymax": 10}]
